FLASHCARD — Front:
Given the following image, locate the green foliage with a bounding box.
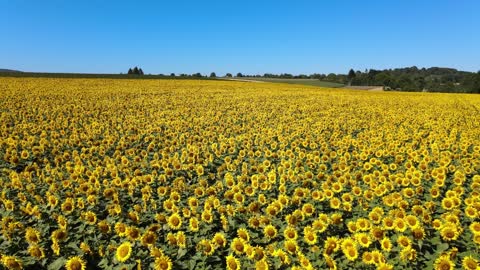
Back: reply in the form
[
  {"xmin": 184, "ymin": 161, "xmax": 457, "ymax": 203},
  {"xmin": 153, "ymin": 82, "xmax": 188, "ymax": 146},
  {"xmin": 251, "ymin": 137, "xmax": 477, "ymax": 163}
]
[{"xmin": 349, "ymin": 66, "xmax": 479, "ymax": 93}]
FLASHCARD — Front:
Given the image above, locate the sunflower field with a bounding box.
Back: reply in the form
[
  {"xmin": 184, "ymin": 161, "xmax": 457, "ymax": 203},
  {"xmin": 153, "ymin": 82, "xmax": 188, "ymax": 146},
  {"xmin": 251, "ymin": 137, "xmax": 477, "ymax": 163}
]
[{"xmin": 0, "ymin": 77, "xmax": 479, "ymax": 270}]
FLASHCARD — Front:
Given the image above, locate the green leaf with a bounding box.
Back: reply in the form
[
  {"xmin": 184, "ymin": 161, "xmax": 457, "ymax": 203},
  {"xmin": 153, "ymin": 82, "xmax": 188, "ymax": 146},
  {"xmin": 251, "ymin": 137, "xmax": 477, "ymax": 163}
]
[
  {"xmin": 436, "ymin": 243, "xmax": 449, "ymax": 253},
  {"xmin": 47, "ymin": 257, "xmax": 66, "ymax": 270},
  {"xmin": 177, "ymin": 248, "xmax": 188, "ymax": 259},
  {"xmin": 98, "ymin": 258, "xmax": 109, "ymax": 269},
  {"xmin": 66, "ymin": 242, "xmax": 82, "ymax": 253},
  {"xmin": 188, "ymin": 259, "xmax": 197, "ymax": 270}
]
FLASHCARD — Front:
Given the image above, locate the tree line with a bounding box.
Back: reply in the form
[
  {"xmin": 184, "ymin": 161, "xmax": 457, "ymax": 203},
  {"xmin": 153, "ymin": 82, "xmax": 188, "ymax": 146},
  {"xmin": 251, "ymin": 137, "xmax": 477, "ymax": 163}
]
[
  {"xmin": 345, "ymin": 67, "xmax": 480, "ymax": 93},
  {"xmin": 124, "ymin": 66, "xmax": 479, "ymax": 93},
  {"xmin": 227, "ymin": 67, "xmax": 480, "ymax": 93}
]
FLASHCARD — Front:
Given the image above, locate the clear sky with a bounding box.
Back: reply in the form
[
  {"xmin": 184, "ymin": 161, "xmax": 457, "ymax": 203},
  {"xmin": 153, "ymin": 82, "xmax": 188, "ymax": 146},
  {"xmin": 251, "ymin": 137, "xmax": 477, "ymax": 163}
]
[{"xmin": 1, "ymin": 0, "xmax": 479, "ymax": 75}]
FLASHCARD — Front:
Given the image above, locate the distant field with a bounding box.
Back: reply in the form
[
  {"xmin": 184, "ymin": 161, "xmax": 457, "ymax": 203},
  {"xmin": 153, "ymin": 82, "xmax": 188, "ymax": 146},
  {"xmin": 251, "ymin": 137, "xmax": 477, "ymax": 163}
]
[{"xmin": 235, "ymin": 77, "xmax": 345, "ymax": 88}]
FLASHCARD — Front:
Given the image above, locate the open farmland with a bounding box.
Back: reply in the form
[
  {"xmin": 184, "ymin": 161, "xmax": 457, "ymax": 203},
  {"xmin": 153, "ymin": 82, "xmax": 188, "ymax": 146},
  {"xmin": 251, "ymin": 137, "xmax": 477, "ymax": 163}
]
[
  {"xmin": 1, "ymin": 78, "xmax": 480, "ymax": 270},
  {"xmin": 230, "ymin": 78, "xmax": 345, "ymax": 88}
]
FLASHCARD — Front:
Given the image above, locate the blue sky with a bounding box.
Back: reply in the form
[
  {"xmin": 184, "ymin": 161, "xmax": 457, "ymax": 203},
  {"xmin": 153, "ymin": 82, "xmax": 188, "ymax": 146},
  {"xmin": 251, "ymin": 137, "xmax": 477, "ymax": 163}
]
[{"xmin": 1, "ymin": 0, "xmax": 479, "ymax": 75}]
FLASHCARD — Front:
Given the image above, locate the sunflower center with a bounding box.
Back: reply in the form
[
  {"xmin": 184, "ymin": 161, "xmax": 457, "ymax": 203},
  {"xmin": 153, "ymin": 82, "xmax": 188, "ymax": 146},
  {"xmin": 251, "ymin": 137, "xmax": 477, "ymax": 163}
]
[{"xmin": 70, "ymin": 261, "xmax": 82, "ymax": 270}]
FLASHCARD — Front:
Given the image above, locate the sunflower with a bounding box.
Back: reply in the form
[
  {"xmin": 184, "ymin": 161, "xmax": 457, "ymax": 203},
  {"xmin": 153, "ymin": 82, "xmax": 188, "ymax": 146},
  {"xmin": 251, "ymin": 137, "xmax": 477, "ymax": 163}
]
[
  {"xmin": 355, "ymin": 233, "xmax": 371, "ymax": 248},
  {"xmin": 167, "ymin": 213, "xmax": 182, "ymax": 230},
  {"xmin": 465, "ymin": 206, "xmax": 478, "ymax": 219},
  {"xmin": 400, "ymin": 246, "xmax": 417, "ymax": 262},
  {"xmin": 330, "ymin": 197, "xmax": 341, "ymax": 209},
  {"xmin": 231, "ymin": 238, "xmax": 246, "ymax": 255},
  {"xmin": 98, "ymin": 220, "xmax": 111, "ymax": 234},
  {"xmin": 115, "ymin": 222, "xmax": 128, "ymax": 237},
  {"xmin": 266, "ymin": 205, "xmax": 278, "ymax": 216},
  {"xmin": 57, "ymin": 215, "xmax": 68, "ymax": 229},
  {"xmin": 441, "ymin": 198, "xmax": 455, "ymax": 210},
  {"xmin": 377, "ymin": 263, "xmax": 394, "ymax": 270},
  {"xmin": 61, "ymin": 199, "xmax": 75, "ymax": 215},
  {"xmin": 303, "ymin": 228, "xmax": 317, "ymax": 246},
  {"xmin": 201, "ymin": 211, "xmax": 214, "ymax": 224},
  {"xmin": 116, "ymin": 242, "xmax": 132, "ymax": 263},
  {"xmin": 226, "ymin": 254, "xmax": 240, "ymax": 270},
  {"xmin": 362, "ymin": 251, "xmax": 375, "ymax": 265},
  {"xmin": 344, "ymin": 246, "xmax": 358, "ymax": 261},
  {"xmin": 461, "ymin": 256, "xmax": 478, "ymax": 270},
  {"xmin": 301, "ymin": 203, "xmax": 315, "ymax": 216},
  {"xmin": 212, "ymin": 233, "xmax": 227, "ymax": 248},
  {"xmin": 382, "ymin": 216, "xmax": 395, "ymax": 230},
  {"xmin": 440, "ymin": 224, "xmax": 460, "ymax": 241},
  {"xmin": 368, "ymin": 211, "xmax": 382, "ymax": 225},
  {"xmin": 221, "ymin": 215, "xmax": 228, "ymax": 231},
  {"xmin": 263, "ymin": 225, "xmax": 277, "ymax": 240},
  {"xmin": 28, "ymin": 245, "xmax": 45, "ymax": 259},
  {"xmin": 254, "ymin": 246, "xmax": 266, "ymax": 261},
  {"xmin": 245, "ymin": 245, "xmax": 255, "ymax": 260},
  {"xmin": 51, "ymin": 229, "xmax": 68, "ymax": 242},
  {"xmin": 341, "ymin": 237, "xmax": 356, "ymax": 252},
  {"xmin": 154, "ymin": 255, "xmax": 172, "ymax": 270},
  {"xmin": 255, "ymin": 259, "xmax": 269, "ymax": 270},
  {"xmin": 126, "ymin": 226, "xmax": 140, "ymax": 241},
  {"xmin": 1, "ymin": 256, "xmax": 22, "ymax": 270},
  {"xmin": 25, "ymin": 227, "xmax": 41, "ymax": 244},
  {"xmin": 141, "ymin": 231, "xmax": 157, "ymax": 247},
  {"xmin": 189, "ymin": 217, "xmax": 199, "ymax": 232},
  {"xmin": 324, "ymin": 237, "xmax": 340, "ymax": 255},
  {"xmin": 405, "ymin": 215, "xmax": 419, "ymax": 228},
  {"xmin": 195, "ymin": 239, "xmax": 214, "ymax": 256},
  {"xmin": 324, "ymin": 253, "xmax": 337, "ymax": 269},
  {"xmin": 237, "ymin": 228, "xmax": 250, "ymax": 242},
  {"xmin": 65, "ymin": 256, "xmax": 86, "ymax": 270},
  {"xmin": 83, "ymin": 211, "xmax": 97, "ymax": 225},
  {"xmin": 313, "ymin": 219, "xmax": 328, "ymax": 233},
  {"xmin": 80, "ymin": 242, "xmax": 92, "ymax": 255},
  {"xmin": 393, "ymin": 218, "xmax": 407, "ymax": 232},
  {"xmin": 150, "ymin": 246, "xmax": 164, "ymax": 258},
  {"xmin": 397, "ymin": 235, "xmax": 412, "ymax": 248},
  {"xmin": 409, "ymin": 226, "xmax": 424, "ymax": 240},
  {"xmin": 51, "ymin": 241, "xmax": 60, "ymax": 256},
  {"xmin": 432, "ymin": 219, "xmax": 443, "ymax": 230},
  {"xmin": 167, "ymin": 233, "xmax": 177, "ymax": 245},
  {"xmin": 470, "ymin": 222, "xmax": 480, "ymax": 235},
  {"xmin": 434, "ymin": 255, "xmax": 455, "ymax": 270},
  {"xmin": 284, "ymin": 239, "xmax": 298, "ymax": 255},
  {"xmin": 283, "ymin": 226, "xmax": 298, "ymax": 240},
  {"xmin": 371, "ymin": 227, "xmax": 384, "ymax": 240},
  {"xmin": 187, "ymin": 197, "xmax": 199, "ymax": 209},
  {"xmin": 380, "ymin": 237, "xmax": 392, "ymax": 252},
  {"xmin": 273, "ymin": 249, "xmax": 290, "ymax": 265},
  {"xmin": 47, "ymin": 195, "xmax": 59, "ymax": 208}
]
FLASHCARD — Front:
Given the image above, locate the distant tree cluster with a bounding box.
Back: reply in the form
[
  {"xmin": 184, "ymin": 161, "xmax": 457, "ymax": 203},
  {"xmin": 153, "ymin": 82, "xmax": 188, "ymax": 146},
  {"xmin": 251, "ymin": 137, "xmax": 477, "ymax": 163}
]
[
  {"xmin": 127, "ymin": 67, "xmax": 144, "ymax": 75},
  {"xmin": 346, "ymin": 67, "xmax": 480, "ymax": 93},
  {"xmin": 220, "ymin": 67, "xmax": 480, "ymax": 93}
]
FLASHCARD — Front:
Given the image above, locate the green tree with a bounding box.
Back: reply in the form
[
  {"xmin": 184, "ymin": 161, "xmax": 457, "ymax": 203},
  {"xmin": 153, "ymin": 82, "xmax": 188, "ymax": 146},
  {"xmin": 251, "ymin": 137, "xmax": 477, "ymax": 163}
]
[
  {"xmin": 210, "ymin": 72, "xmax": 216, "ymax": 78},
  {"xmin": 133, "ymin": 67, "xmax": 139, "ymax": 75},
  {"xmin": 326, "ymin": 73, "xmax": 337, "ymax": 82},
  {"xmin": 128, "ymin": 68, "xmax": 133, "ymax": 75},
  {"xmin": 225, "ymin": 73, "xmax": 232, "ymax": 77},
  {"xmin": 347, "ymin": 69, "xmax": 356, "ymax": 86},
  {"xmin": 374, "ymin": 72, "xmax": 392, "ymax": 87},
  {"xmin": 236, "ymin": 72, "xmax": 243, "ymax": 78}
]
